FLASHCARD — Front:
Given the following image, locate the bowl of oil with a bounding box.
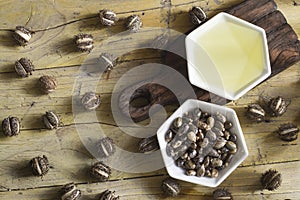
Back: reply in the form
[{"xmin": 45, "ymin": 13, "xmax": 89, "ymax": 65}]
[{"xmin": 185, "ymin": 12, "xmax": 271, "ymax": 100}]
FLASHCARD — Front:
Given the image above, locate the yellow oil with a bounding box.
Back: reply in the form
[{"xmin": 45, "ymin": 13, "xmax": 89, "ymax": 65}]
[{"xmin": 195, "ymin": 19, "xmax": 266, "ymax": 95}]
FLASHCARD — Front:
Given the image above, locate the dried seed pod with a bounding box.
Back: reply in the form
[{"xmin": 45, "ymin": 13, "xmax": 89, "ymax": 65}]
[
  {"xmin": 189, "ymin": 6, "xmax": 207, "ymax": 25},
  {"xmin": 99, "ymin": 10, "xmax": 118, "ymax": 26},
  {"xmin": 61, "ymin": 183, "xmax": 81, "ymax": 200},
  {"xmin": 90, "ymin": 162, "xmax": 111, "ymax": 181},
  {"xmin": 74, "ymin": 33, "xmax": 94, "ymax": 52},
  {"xmin": 99, "ymin": 189, "xmax": 119, "ymax": 200},
  {"xmin": 161, "ymin": 178, "xmax": 181, "ymax": 197},
  {"xmin": 151, "ymin": 33, "xmax": 169, "ymax": 49},
  {"xmin": 97, "ymin": 137, "xmax": 116, "ymax": 158},
  {"xmin": 246, "ymin": 103, "xmax": 265, "ymax": 122},
  {"xmin": 38, "ymin": 75, "xmax": 57, "ymax": 94},
  {"xmin": 13, "ymin": 26, "xmax": 32, "ymax": 46},
  {"xmin": 15, "ymin": 58, "xmax": 35, "ymax": 77},
  {"xmin": 213, "ymin": 188, "xmax": 233, "ymax": 200},
  {"xmin": 126, "ymin": 15, "xmax": 142, "ymax": 32},
  {"xmin": 99, "ymin": 53, "xmax": 116, "ymax": 79},
  {"xmin": 81, "ymin": 92, "xmax": 101, "ymax": 111},
  {"xmin": 29, "ymin": 155, "xmax": 49, "ymax": 176},
  {"xmin": 2, "ymin": 116, "xmax": 20, "ymax": 137},
  {"xmin": 138, "ymin": 135, "xmax": 159, "ymax": 154},
  {"xmin": 42, "ymin": 111, "xmax": 60, "ymax": 129},
  {"xmin": 261, "ymin": 169, "xmax": 282, "ymax": 191},
  {"xmin": 277, "ymin": 123, "xmax": 299, "ymax": 141},
  {"xmin": 269, "ymin": 96, "xmax": 288, "ymax": 116}
]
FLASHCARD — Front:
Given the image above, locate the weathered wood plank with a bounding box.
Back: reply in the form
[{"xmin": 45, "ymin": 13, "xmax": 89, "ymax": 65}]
[{"xmin": 0, "ymin": 161, "xmax": 299, "ymax": 199}]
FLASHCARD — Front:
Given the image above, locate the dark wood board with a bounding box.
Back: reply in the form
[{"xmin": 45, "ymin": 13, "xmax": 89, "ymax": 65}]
[{"xmin": 118, "ymin": 0, "xmax": 300, "ymax": 122}]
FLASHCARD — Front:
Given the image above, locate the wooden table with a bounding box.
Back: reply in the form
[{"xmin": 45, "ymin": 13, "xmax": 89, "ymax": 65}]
[{"xmin": 0, "ymin": 0, "xmax": 299, "ymax": 199}]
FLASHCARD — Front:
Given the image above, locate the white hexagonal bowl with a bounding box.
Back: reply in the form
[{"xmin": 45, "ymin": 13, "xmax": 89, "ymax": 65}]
[
  {"xmin": 157, "ymin": 99, "xmax": 248, "ymax": 187},
  {"xmin": 185, "ymin": 12, "xmax": 271, "ymax": 100}
]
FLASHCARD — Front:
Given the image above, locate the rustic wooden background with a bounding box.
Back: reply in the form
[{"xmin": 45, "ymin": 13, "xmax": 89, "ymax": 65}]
[{"xmin": 0, "ymin": 0, "xmax": 299, "ymax": 199}]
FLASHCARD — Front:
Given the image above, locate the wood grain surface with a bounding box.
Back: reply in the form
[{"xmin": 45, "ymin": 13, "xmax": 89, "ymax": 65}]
[{"xmin": 0, "ymin": 0, "xmax": 299, "ymax": 199}]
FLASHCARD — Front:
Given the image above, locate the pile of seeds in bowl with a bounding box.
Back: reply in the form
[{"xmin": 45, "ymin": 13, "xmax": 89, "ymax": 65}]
[{"xmin": 165, "ymin": 108, "xmax": 238, "ymax": 178}]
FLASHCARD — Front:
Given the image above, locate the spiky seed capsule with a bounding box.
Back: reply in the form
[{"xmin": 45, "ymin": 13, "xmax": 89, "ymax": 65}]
[
  {"xmin": 42, "ymin": 111, "xmax": 60, "ymax": 129},
  {"xmin": 61, "ymin": 183, "xmax": 81, "ymax": 200},
  {"xmin": 99, "ymin": 190, "xmax": 120, "ymax": 200},
  {"xmin": 277, "ymin": 123, "xmax": 299, "ymax": 142},
  {"xmin": 189, "ymin": 6, "xmax": 207, "ymax": 25},
  {"xmin": 212, "ymin": 188, "xmax": 233, "ymax": 200},
  {"xmin": 2, "ymin": 116, "xmax": 20, "ymax": 137},
  {"xmin": 246, "ymin": 104, "xmax": 265, "ymax": 122},
  {"xmin": 13, "ymin": 26, "xmax": 32, "ymax": 46},
  {"xmin": 126, "ymin": 15, "xmax": 142, "ymax": 32},
  {"xmin": 15, "ymin": 58, "xmax": 35, "ymax": 77},
  {"xmin": 29, "ymin": 155, "xmax": 49, "ymax": 176},
  {"xmin": 138, "ymin": 135, "xmax": 160, "ymax": 154},
  {"xmin": 90, "ymin": 162, "xmax": 111, "ymax": 182},
  {"xmin": 81, "ymin": 92, "xmax": 101, "ymax": 111},
  {"xmin": 74, "ymin": 33, "xmax": 94, "ymax": 52},
  {"xmin": 97, "ymin": 137, "xmax": 116, "ymax": 158},
  {"xmin": 38, "ymin": 75, "xmax": 57, "ymax": 94},
  {"xmin": 161, "ymin": 178, "xmax": 181, "ymax": 197},
  {"xmin": 269, "ymin": 96, "xmax": 288, "ymax": 117},
  {"xmin": 99, "ymin": 10, "xmax": 118, "ymax": 26},
  {"xmin": 261, "ymin": 169, "xmax": 282, "ymax": 191}
]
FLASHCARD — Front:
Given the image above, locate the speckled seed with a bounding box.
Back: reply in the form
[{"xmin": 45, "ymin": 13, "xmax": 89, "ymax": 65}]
[
  {"xmin": 196, "ymin": 164, "xmax": 206, "ymax": 177},
  {"xmin": 208, "ymin": 149, "xmax": 220, "ymax": 158},
  {"xmin": 189, "ymin": 149, "xmax": 197, "ymax": 159},
  {"xmin": 193, "ymin": 108, "xmax": 202, "ymax": 119},
  {"xmin": 224, "ymin": 121, "xmax": 233, "ymax": 130},
  {"xmin": 211, "ymin": 158, "xmax": 223, "ymax": 168},
  {"xmin": 214, "ymin": 137, "xmax": 227, "ymax": 149},
  {"xmin": 97, "ymin": 137, "xmax": 115, "ymax": 158},
  {"xmin": 165, "ymin": 130, "xmax": 174, "ymax": 143},
  {"xmin": 224, "ymin": 154, "xmax": 233, "ymax": 166},
  {"xmin": 187, "ymin": 131, "xmax": 197, "ymax": 142},
  {"xmin": 207, "ymin": 116, "xmax": 215, "ymax": 129},
  {"xmin": 224, "ymin": 130, "xmax": 230, "ymax": 140},
  {"xmin": 211, "ymin": 168, "xmax": 219, "ymax": 178},
  {"xmin": 214, "ymin": 120, "xmax": 225, "ymax": 131},
  {"xmin": 186, "ymin": 169, "xmax": 197, "ymax": 176},
  {"xmin": 90, "ymin": 162, "xmax": 111, "ymax": 181},
  {"xmin": 226, "ymin": 141, "xmax": 237, "ymax": 151},
  {"xmin": 99, "ymin": 189, "xmax": 119, "ymax": 200},
  {"xmin": 61, "ymin": 183, "xmax": 81, "ymax": 200},
  {"xmin": 206, "ymin": 130, "xmax": 217, "ymax": 141},
  {"xmin": 215, "ymin": 112, "xmax": 227, "ymax": 123},
  {"xmin": 229, "ymin": 134, "xmax": 237, "ymax": 142},
  {"xmin": 200, "ymin": 138, "xmax": 209, "ymax": 148},
  {"xmin": 161, "ymin": 178, "xmax": 181, "ymax": 197},
  {"xmin": 173, "ymin": 117, "xmax": 183, "ymax": 129},
  {"xmin": 171, "ymin": 139, "xmax": 183, "ymax": 149},
  {"xmin": 198, "ymin": 121, "xmax": 209, "ymax": 130},
  {"xmin": 185, "ymin": 160, "xmax": 196, "ymax": 169},
  {"xmin": 213, "ymin": 127, "xmax": 224, "ymax": 137}
]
